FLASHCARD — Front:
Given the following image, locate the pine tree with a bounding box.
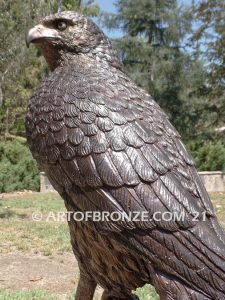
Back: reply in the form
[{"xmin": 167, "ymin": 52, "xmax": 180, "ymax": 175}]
[{"xmin": 192, "ymin": 0, "xmax": 225, "ymax": 132}]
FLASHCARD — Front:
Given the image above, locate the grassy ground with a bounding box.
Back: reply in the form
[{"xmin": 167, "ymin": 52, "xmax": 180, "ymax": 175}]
[
  {"xmin": 0, "ymin": 192, "xmax": 224, "ymax": 299},
  {"xmin": 0, "ymin": 290, "xmax": 61, "ymax": 300},
  {"xmin": 0, "ymin": 193, "xmax": 70, "ymax": 256}
]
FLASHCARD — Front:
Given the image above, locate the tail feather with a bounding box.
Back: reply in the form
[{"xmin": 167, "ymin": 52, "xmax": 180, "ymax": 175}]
[
  {"xmin": 133, "ymin": 223, "xmax": 225, "ymax": 299},
  {"xmin": 152, "ymin": 271, "xmax": 213, "ymax": 300}
]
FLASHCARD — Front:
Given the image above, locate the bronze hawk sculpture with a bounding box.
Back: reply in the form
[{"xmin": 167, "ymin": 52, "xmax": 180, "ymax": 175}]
[{"xmin": 26, "ymin": 11, "xmax": 225, "ymax": 300}]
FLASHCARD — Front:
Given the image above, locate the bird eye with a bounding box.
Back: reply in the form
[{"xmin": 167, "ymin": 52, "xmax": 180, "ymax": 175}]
[{"xmin": 56, "ymin": 21, "xmax": 67, "ymax": 31}]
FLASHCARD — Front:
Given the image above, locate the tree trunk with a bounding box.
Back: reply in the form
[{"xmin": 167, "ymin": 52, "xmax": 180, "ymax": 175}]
[
  {"xmin": 58, "ymin": 0, "xmax": 62, "ymax": 12},
  {"xmin": 5, "ymin": 108, "xmax": 9, "ymax": 137},
  {"xmin": 0, "ymin": 82, "xmax": 3, "ymax": 107}
]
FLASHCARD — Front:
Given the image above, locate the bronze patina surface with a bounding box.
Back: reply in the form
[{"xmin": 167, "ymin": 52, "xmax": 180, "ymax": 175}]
[{"xmin": 26, "ymin": 11, "xmax": 225, "ymax": 299}]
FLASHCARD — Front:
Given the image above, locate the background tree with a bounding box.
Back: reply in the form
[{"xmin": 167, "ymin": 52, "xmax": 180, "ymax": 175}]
[{"xmin": 192, "ymin": 0, "xmax": 225, "ymax": 134}]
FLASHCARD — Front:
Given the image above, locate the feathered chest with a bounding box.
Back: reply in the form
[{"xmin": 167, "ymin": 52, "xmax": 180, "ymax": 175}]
[
  {"xmin": 25, "ymin": 65, "xmax": 152, "ymax": 170},
  {"xmin": 26, "ymin": 67, "xmax": 113, "ymax": 160}
]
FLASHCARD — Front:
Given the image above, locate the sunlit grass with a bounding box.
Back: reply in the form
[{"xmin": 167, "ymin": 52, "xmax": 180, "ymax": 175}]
[
  {"xmin": 0, "ymin": 193, "xmax": 70, "ymax": 256},
  {"xmin": 0, "ymin": 289, "xmax": 58, "ymax": 300}
]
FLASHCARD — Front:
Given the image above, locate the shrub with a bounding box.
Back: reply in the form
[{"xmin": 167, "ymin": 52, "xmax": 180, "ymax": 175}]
[
  {"xmin": 188, "ymin": 140, "xmax": 225, "ymax": 171},
  {"xmin": 0, "ymin": 140, "xmax": 40, "ymax": 192}
]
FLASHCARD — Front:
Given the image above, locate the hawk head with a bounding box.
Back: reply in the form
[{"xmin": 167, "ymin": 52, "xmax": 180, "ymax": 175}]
[{"xmin": 26, "ymin": 11, "xmax": 122, "ymax": 71}]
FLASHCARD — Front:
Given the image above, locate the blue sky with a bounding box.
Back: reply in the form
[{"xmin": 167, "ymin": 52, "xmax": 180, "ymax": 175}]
[
  {"xmin": 95, "ymin": 0, "xmax": 194, "ymax": 14},
  {"xmin": 94, "ymin": 0, "xmax": 120, "ymax": 38},
  {"xmin": 94, "ymin": 0, "xmax": 196, "ymax": 38},
  {"xmin": 95, "ymin": 0, "xmax": 117, "ymax": 13}
]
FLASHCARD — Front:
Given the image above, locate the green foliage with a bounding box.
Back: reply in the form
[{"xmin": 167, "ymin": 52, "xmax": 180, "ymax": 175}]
[
  {"xmin": 0, "ymin": 141, "xmax": 39, "ymax": 192},
  {"xmin": 192, "ymin": 0, "xmax": 225, "ymax": 128},
  {"xmin": 51, "ymin": 0, "xmax": 100, "ymax": 16},
  {"xmin": 135, "ymin": 284, "xmax": 159, "ymax": 300},
  {"xmin": 0, "ymin": 0, "xmax": 49, "ymax": 135},
  {"xmin": 188, "ymin": 140, "xmax": 225, "ymax": 171}
]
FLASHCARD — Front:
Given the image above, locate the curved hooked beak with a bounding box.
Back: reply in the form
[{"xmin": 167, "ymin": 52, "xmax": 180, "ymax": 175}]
[{"xmin": 26, "ymin": 24, "xmax": 60, "ymax": 47}]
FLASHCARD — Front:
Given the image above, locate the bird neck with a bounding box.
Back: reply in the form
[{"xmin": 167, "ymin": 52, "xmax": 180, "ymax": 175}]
[
  {"xmin": 38, "ymin": 42, "xmax": 124, "ymax": 72},
  {"xmin": 90, "ymin": 40, "xmax": 124, "ymax": 71}
]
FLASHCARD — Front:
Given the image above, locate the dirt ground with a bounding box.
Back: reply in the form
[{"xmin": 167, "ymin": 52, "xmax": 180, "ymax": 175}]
[{"xmin": 0, "ymin": 251, "xmax": 103, "ymax": 299}]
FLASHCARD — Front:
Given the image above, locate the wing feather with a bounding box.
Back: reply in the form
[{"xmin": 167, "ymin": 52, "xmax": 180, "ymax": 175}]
[
  {"xmin": 126, "ymin": 147, "xmax": 158, "ymax": 182},
  {"xmin": 109, "ymin": 150, "xmax": 140, "ymax": 185},
  {"xmin": 92, "ymin": 152, "xmax": 124, "ymax": 187}
]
